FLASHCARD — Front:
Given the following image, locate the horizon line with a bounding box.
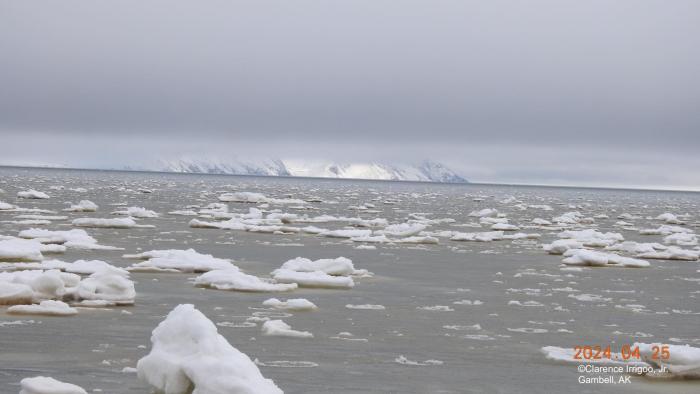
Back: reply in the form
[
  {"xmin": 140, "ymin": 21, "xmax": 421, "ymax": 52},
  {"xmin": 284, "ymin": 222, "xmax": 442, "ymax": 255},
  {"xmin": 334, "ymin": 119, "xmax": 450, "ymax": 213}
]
[{"xmin": 1, "ymin": 164, "xmax": 698, "ymax": 194}]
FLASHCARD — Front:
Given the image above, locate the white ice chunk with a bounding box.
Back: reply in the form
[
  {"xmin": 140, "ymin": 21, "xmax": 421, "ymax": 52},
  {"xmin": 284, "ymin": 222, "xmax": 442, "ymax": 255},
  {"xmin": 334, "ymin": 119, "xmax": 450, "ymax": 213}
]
[
  {"xmin": 261, "ymin": 319, "xmax": 313, "ymax": 338},
  {"xmin": 263, "ymin": 298, "xmax": 318, "ymax": 311},
  {"xmin": 137, "ymin": 304, "xmax": 282, "ymax": 394},
  {"xmin": 0, "ymin": 238, "xmax": 43, "ymax": 261},
  {"xmin": 271, "ymin": 269, "xmax": 354, "ymax": 289},
  {"xmin": 8, "ymin": 300, "xmax": 78, "ymax": 316},
  {"xmin": 63, "ymin": 200, "xmax": 98, "ymax": 212},
  {"xmin": 19, "ymin": 376, "xmax": 87, "ymax": 394},
  {"xmin": 17, "ymin": 190, "xmax": 50, "ymax": 199},
  {"xmin": 125, "ymin": 249, "xmax": 237, "ymax": 273},
  {"xmin": 194, "ymin": 269, "xmax": 297, "ymax": 292}
]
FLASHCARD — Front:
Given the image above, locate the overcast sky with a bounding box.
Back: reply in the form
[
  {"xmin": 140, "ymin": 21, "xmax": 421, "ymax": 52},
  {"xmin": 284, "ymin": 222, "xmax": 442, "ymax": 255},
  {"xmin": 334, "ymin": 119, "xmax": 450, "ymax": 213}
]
[{"xmin": 1, "ymin": 1, "xmax": 699, "ymax": 189}]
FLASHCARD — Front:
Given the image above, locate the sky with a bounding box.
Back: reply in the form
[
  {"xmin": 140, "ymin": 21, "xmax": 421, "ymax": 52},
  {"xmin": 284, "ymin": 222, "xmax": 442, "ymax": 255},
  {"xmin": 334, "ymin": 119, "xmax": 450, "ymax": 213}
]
[{"xmin": 1, "ymin": 0, "xmax": 699, "ymax": 190}]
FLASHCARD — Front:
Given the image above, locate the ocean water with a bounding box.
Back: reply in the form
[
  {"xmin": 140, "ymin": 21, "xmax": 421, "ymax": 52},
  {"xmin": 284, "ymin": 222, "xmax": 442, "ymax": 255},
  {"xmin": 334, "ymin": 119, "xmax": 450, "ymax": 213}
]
[{"xmin": 0, "ymin": 167, "xmax": 699, "ymax": 393}]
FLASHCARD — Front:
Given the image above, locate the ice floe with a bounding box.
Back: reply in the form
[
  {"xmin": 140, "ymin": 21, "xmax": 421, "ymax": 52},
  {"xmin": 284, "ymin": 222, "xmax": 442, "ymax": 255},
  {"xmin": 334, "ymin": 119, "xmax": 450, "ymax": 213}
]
[
  {"xmin": 63, "ymin": 200, "xmax": 98, "ymax": 212},
  {"xmin": 562, "ymin": 249, "xmax": 650, "ymax": 268},
  {"xmin": 125, "ymin": 249, "xmax": 237, "ymax": 272},
  {"xmin": 19, "ymin": 376, "xmax": 87, "ymax": 394},
  {"xmin": 261, "ymin": 319, "xmax": 313, "ymax": 338},
  {"xmin": 263, "ymin": 298, "xmax": 318, "ymax": 311},
  {"xmin": 8, "ymin": 300, "xmax": 78, "ymax": 316},
  {"xmin": 111, "ymin": 206, "xmax": 158, "ymax": 218},
  {"xmin": 345, "ymin": 304, "xmax": 385, "ymax": 310},
  {"xmin": 18, "ymin": 228, "xmax": 121, "ymax": 250},
  {"xmin": 17, "ymin": 190, "xmax": 50, "ymax": 199},
  {"xmin": 271, "ymin": 269, "xmax": 354, "ymax": 289},
  {"xmin": 0, "ymin": 238, "xmax": 44, "ymax": 261},
  {"xmin": 72, "ymin": 217, "xmax": 149, "ymax": 228},
  {"xmin": 137, "ymin": 304, "xmax": 282, "ymax": 393},
  {"xmin": 194, "ymin": 269, "xmax": 298, "ymax": 292},
  {"xmin": 394, "ymin": 355, "xmax": 444, "ymax": 366}
]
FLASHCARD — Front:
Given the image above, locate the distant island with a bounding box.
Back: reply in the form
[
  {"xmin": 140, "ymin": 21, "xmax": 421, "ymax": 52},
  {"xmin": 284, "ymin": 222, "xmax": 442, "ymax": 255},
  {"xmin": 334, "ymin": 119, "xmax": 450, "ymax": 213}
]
[{"xmin": 134, "ymin": 157, "xmax": 469, "ymax": 183}]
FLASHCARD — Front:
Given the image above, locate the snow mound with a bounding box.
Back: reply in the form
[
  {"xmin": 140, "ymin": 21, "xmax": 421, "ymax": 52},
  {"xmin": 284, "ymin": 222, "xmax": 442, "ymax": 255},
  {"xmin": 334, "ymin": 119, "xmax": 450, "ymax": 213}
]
[
  {"xmin": 19, "ymin": 376, "xmax": 87, "ymax": 394},
  {"xmin": 137, "ymin": 304, "xmax": 282, "ymax": 394}
]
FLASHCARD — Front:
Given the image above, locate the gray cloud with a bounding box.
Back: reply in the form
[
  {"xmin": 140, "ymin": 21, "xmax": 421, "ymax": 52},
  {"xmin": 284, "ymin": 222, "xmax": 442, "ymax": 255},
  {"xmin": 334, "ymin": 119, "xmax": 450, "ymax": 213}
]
[{"xmin": 1, "ymin": 1, "xmax": 699, "ymax": 188}]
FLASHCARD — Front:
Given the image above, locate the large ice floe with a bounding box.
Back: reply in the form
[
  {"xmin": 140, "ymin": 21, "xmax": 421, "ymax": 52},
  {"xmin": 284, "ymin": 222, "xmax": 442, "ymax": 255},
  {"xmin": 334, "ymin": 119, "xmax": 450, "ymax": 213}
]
[
  {"xmin": 8, "ymin": 300, "xmax": 78, "ymax": 316},
  {"xmin": 18, "ymin": 228, "xmax": 121, "ymax": 250},
  {"xmin": 270, "ymin": 256, "xmax": 367, "ymax": 289},
  {"xmin": 261, "ymin": 319, "xmax": 314, "ymax": 338},
  {"xmin": 218, "ymin": 191, "xmax": 305, "ymax": 205},
  {"xmin": 561, "ymin": 249, "xmax": 650, "ymax": 268},
  {"xmin": 17, "ymin": 189, "xmax": 50, "ymax": 199},
  {"xmin": 124, "ymin": 249, "xmax": 237, "ymax": 273},
  {"xmin": 0, "ymin": 267, "xmax": 135, "ymax": 307},
  {"xmin": 111, "ymin": 206, "xmax": 159, "ymax": 218},
  {"xmin": 19, "ymin": 376, "xmax": 87, "ymax": 394},
  {"xmin": 194, "ymin": 269, "xmax": 297, "ymax": 292},
  {"xmin": 63, "ymin": 200, "xmax": 98, "ymax": 212},
  {"xmin": 0, "ymin": 238, "xmax": 44, "ymax": 262},
  {"xmin": 72, "ymin": 217, "xmax": 152, "ymax": 228},
  {"xmin": 137, "ymin": 304, "xmax": 283, "ymax": 394}
]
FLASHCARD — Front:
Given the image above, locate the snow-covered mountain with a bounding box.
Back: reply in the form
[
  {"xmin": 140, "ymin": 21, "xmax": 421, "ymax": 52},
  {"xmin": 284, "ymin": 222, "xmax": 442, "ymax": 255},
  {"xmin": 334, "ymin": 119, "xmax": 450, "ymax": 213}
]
[{"xmin": 149, "ymin": 157, "xmax": 468, "ymax": 183}]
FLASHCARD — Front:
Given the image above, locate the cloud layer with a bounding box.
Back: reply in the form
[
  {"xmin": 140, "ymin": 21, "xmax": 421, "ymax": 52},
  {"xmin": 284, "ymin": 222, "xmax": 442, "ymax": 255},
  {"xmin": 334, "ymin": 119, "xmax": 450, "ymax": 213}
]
[{"xmin": 1, "ymin": 1, "xmax": 698, "ymax": 189}]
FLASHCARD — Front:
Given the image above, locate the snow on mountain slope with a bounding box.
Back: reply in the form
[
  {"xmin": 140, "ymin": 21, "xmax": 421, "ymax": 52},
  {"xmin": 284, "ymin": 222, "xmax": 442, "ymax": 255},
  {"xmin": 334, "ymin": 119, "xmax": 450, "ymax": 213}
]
[
  {"xmin": 153, "ymin": 158, "xmax": 467, "ymax": 183},
  {"xmin": 156, "ymin": 157, "xmax": 290, "ymax": 177}
]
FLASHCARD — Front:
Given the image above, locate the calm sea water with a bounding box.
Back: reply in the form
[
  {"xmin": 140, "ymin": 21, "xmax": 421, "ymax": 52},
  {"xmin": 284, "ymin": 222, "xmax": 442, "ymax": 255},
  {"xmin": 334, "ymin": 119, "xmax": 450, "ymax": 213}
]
[{"xmin": 1, "ymin": 167, "xmax": 699, "ymax": 393}]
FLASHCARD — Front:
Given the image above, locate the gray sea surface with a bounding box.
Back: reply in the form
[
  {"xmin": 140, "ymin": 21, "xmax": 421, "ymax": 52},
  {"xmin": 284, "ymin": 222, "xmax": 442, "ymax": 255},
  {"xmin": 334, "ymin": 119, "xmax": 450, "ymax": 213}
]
[{"xmin": 1, "ymin": 167, "xmax": 699, "ymax": 393}]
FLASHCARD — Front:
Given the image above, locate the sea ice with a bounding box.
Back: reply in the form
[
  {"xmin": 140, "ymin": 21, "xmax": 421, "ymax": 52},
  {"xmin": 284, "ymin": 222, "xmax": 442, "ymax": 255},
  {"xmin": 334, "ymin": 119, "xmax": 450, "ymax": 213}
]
[
  {"xmin": 8, "ymin": 300, "xmax": 78, "ymax": 316},
  {"xmin": 271, "ymin": 269, "xmax": 354, "ymax": 289},
  {"xmin": 261, "ymin": 320, "xmax": 313, "ymax": 338},
  {"xmin": 0, "ymin": 238, "xmax": 43, "ymax": 261},
  {"xmin": 17, "ymin": 190, "xmax": 50, "ymax": 199},
  {"xmin": 63, "ymin": 200, "xmax": 98, "ymax": 212},
  {"xmin": 562, "ymin": 249, "xmax": 650, "ymax": 268},
  {"xmin": 19, "ymin": 376, "xmax": 87, "ymax": 394},
  {"xmin": 194, "ymin": 269, "xmax": 297, "ymax": 292},
  {"xmin": 72, "ymin": 217, "xmax": 141, "ymax": 228},
  {"xmin": 112, "ymin": 206, "xmax": 158, "ymax": 218},
  {"xmin": 125, "ymin": 249, "xmax": 237, "ymax": 272},
  {"xmin": 137, "ymin": 304, "xmax": 282, "ymax": 394},
  {"xmin": 263, "ymin": 298, "xmax": 317, "ymax": 311},
  {"xmin": 277, "ymin": 257, "xmax": 356, "ymax": 276}
]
